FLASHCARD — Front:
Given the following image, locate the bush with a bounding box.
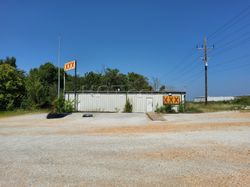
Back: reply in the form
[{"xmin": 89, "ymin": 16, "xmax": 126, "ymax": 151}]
[
  {"xmin": 155, "ymin": 105, "xmax": 175, "ymax": 113},
  {"xmin": 52, "ymin": 96, "xmax": 74, "ymax": 114},
  {"xmin": 64, "ymin": 100, "xmax": 74, "ymax": 113},
  {"xmin": 178, "ymin": 104, "xmax": 185, "ymax": 113},
  {"xmin": 124, "ymin": 99, "xmax": 133, "ymax": 113},
  {"xmin": 185, "ymin": 106, "xmax": 203, "ymax": 113},
  {"xmin": 232, "ymin": 96, "xmax": 250, "ymax": 105}
]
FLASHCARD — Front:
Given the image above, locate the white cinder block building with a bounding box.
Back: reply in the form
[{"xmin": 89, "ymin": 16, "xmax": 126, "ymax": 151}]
[{"xmin": 65, "ymin": 91, "xmax": 186, "ymax": 113}]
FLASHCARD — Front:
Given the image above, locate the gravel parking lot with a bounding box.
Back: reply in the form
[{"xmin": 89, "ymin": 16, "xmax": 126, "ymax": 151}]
[{"xmin": 0, "ymin": 111, "xmax": 250, "ymax": 186}]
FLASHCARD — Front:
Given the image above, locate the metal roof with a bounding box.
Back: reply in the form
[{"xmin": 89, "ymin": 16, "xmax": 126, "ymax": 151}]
[{"xmin": 65, "ymin": 91, "xmax": 186, "ymax": 94}]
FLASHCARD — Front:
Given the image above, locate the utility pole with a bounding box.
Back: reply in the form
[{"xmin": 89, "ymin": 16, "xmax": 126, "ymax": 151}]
[
  {"xmin": 57, "ymin": 36, "xmax": 61, "ymax": 99},
  {"xmin": 197, "ymin": 37, "xmax": 214, "ymax": 105}
]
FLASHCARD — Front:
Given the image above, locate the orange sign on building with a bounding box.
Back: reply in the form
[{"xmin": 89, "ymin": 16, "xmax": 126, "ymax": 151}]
[
  {"xmin": 64, "ymin": 60, "xmax": 76, "ymax": 71},
  {"xmin": 163, "ymin": 96, "xmax": 181, "ymax": 105}
]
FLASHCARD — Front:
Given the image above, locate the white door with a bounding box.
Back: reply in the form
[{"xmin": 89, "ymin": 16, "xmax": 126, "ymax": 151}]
[{"xmin": 146, "ymin": 98, "xmax": 153, "ymax": 112}]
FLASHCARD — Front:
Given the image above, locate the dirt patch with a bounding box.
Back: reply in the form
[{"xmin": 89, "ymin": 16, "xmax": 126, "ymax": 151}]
[
  {"xmin": 144, "ymin": 143, "xmax": 250, "ymax": 164},
  {"xmin": 143, "ymin": 143, "xmax": 250, "ymax": 186},
  {"xmin": 207, "ymin": 112, "xmax": 250, "ymax": 118},
  {"xmin": 1, "ymin": 121, "xmax": 249, "ymax": 136},
  {"xmin": 87, "ymin": 122, "xmax": 250, "ymax": 135},
  {"xmin": 181, "ymin": 170, "xmax": 250, "ymax": 187}
]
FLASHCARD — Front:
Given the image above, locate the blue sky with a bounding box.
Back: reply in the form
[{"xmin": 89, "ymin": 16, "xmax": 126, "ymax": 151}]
[{"xmin": 1, "ymin": 0, "xmax": 250, "ymax": 99}]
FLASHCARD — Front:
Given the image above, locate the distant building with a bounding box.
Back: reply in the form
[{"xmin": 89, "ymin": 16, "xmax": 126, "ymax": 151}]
[{"xmin": 194, "ymin": 96, "xmax": 235, "ymax": 102}]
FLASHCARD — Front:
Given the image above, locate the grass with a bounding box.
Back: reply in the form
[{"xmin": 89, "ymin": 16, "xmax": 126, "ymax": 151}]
[
  {"xmin": 185, "ymin": 102, "xmax": 238, "ymax": 113},
  {"xmin": 0, "ymin": 109, "xmax": 49, "ymax": 119},
  {"xmin": 185, "ymin": 96, "xmax": 250, "ymax": 113}
]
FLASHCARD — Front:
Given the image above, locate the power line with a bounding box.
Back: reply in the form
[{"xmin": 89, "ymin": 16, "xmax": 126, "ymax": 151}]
[
  {"xmin": 211, "ymin": 23, "xmax": 250, "ymax": 48},
  {"xmin": 176, "ymin": 69, "xmax": 203, "ymax": 87},
  {"xmin": 159, "ymin": 48, "xmax": 197, "ymax": 80},
  {"xmin": 164, "ymin": 57, "xmax": 200, "ymax": 84},
  {"xmin": 211, "ymin": 35, "xmax": 250, "ymax": 57},
  {"xmin": 209, "ymin": 61, "xmax": 250, "ymax": 74},
  {"xmin": 208, "ymin": 4, "xmax": 250, "ymax": 40},
  {"xmin": 162, "ymin": 4, "xmax": 250, "ymax": 91},
  {"xmin": 210, "ymin": 53, "xmax": 250, "ymax": 69},
  {"xmin": 214, "ymin": 29, "xmax": 250, "ymax": 49},
  {"xmin": 179, "ymin": 62, "xmax": 250, "ymax": 97}
]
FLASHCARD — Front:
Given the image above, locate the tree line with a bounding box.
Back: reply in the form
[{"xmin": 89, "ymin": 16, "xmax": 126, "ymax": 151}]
[{"xmin": 0, "ymin": 56, "xmax": 166, "ymax": 111}]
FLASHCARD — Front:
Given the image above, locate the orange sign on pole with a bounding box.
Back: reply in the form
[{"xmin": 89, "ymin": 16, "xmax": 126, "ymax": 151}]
[
  {"xmin": 163, "ymin": 96, "xmax": 181, "ymax": 105},
  {"xmin": 64, "ymin": 60, "xmax": 76, "ymax": 71}
]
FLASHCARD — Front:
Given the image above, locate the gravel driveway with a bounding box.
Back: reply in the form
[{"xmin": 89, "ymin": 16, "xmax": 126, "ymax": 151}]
[{"xmin": 0, "ymin": 111, "xmax": 249, "ymax": 186}]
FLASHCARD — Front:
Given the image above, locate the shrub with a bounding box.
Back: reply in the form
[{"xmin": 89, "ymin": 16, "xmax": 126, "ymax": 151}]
[
  {"xmin": 155, "ymin": 105, "xmax": 175, "ymax": 113},
  {"xmin": 53, "ymin": 96, "xmax": 65, "ymax": 113},
  {"xmin": 124, "ymin": 99, "xmax": 133, "ymax": 113},
  {"xmin": 64, "ymin": 100, "xmax": 74, "ymax": 113},
  {"xmin": 52, "ymin": 96, "xmax": 74, "ymax": 113},
  {"xmin": 232, "ymin": 96, "xmax": 250, "ymax": 105},
  {"xmin": 178, "ymin": 104, "xmax": 185, "ymax": 113}
]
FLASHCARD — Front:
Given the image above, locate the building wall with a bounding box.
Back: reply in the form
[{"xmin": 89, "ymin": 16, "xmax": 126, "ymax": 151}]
[{"xmin": 65, "ymin": 93, "xmax": 185, "ymax": 113}]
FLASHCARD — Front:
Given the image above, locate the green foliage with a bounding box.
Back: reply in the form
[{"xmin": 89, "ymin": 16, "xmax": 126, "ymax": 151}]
[
  {"xmin": 184, "ymin": 103, "xmax": 203, "ymax": 113},
  {"xmin": 82, "ymin": 71, "xmax": 102, "ymax": 90},
  {"xmin": 159, "ymin": 85, "xmax": 166, "ymax": 91},
  {"xmin": 0, "ymin": 109, "xmax": 49, "ymax": 119},
  {"xmin": 182, "ymin": 97, "xmax": 250, "ymax": 113},
  {"xmin": 127, "ymin": 72, "xmax": 153, "ymax": 91},
  {"xmin": 53, "ymin": 96, "xmax": 74, "ymax": 114},
  {"xmin": 185, "ymin": 102, "xmax": 239, "ymax": 113},
  {"xmin": 0, "ymin": 57, "xmax": 17, "ymax": 68},
  {"xmin": 155, "ymin": 105, "xmax": 176, "ymax": 113},
  {"xmin": 232, "ymin": 96, "xmax": 250, "ymax": 105},
  {"xmin": 65, "ymin": 68, "xmax": 153, "ymax": 92},
  {"xmin": 54, "ymin": 97, "xmax": 65, "ymax": 113},
  {"xmin": 124, "ymin": 99, "xmax": 133, "ymax": 113},
  {"xmin": 102, "ymin": 68, "xmax": 127, "ymax": 90},
  {"xmin": 0, "ymin": 56, "xmax": 162, "ymax": 112},
  {"xmin": 64, "ymin": 100, "xmax": 74, "ymax": 113},
  {"xmin": 178, "ymin": 104, "xmax": 185, "ymax": 113},
  {"xmin": 0, "ymin": 63, "xmax": 25, "ymax": 110},
  {"xmin": 25, "ymin": 62, "xmax": 62, "ymax": 108}
]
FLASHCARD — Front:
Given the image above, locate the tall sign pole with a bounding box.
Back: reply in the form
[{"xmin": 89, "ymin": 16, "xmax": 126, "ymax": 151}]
[
  {"xmin": 74, "ymin": 60, "xmax": 77, "ymax": 111},
  {"xmin": 64, "ymin": 60, "xmax": 77, "ymax": 110},
  {"xmin": 197, "ymin": 36, "xmax": 214, "ymax": 105}
]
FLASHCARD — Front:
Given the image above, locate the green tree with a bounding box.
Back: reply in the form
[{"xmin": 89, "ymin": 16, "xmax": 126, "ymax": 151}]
[
  {"xmin": 0, "ymin": 64, "xmax": 25, "ymax": 110},
  {"xmin": 102, "ymin": 68, "xmax": 127, "ymax": 91},
  {"xmin": 0, "ymin": 57, "xmax": 17, "ymax": 68},
  {"xmin": 64, "ymin": 68, "xmax": 153, "ymax": 92},
  {"xmin": 25, "ymin": 62, "xmax": 61, "ymax": 108},
  {"xmin": 159, "ymin": 85, "xmax": 166, "ymax": 91},
  {"xmin": 127, "ymin": 72, "xmax": 152, "ymax": 91},
  {"xmin": 82, "ymin": 71, "xmax": 102, "ymax": 90}
]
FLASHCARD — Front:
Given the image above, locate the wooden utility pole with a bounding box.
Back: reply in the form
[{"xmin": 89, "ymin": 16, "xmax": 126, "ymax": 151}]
[
  {"xmin": 204, "ymin": 37, "xmax": 208, "ymax": 105},
  {"xmin": 197, "ymin": 37, "xmax": 214, "ymax": 105}
]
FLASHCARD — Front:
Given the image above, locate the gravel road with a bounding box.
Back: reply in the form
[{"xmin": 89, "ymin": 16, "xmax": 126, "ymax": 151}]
[{"xmin": 0, "ymin": 111, "xmax": 249, "ymax": 186}]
